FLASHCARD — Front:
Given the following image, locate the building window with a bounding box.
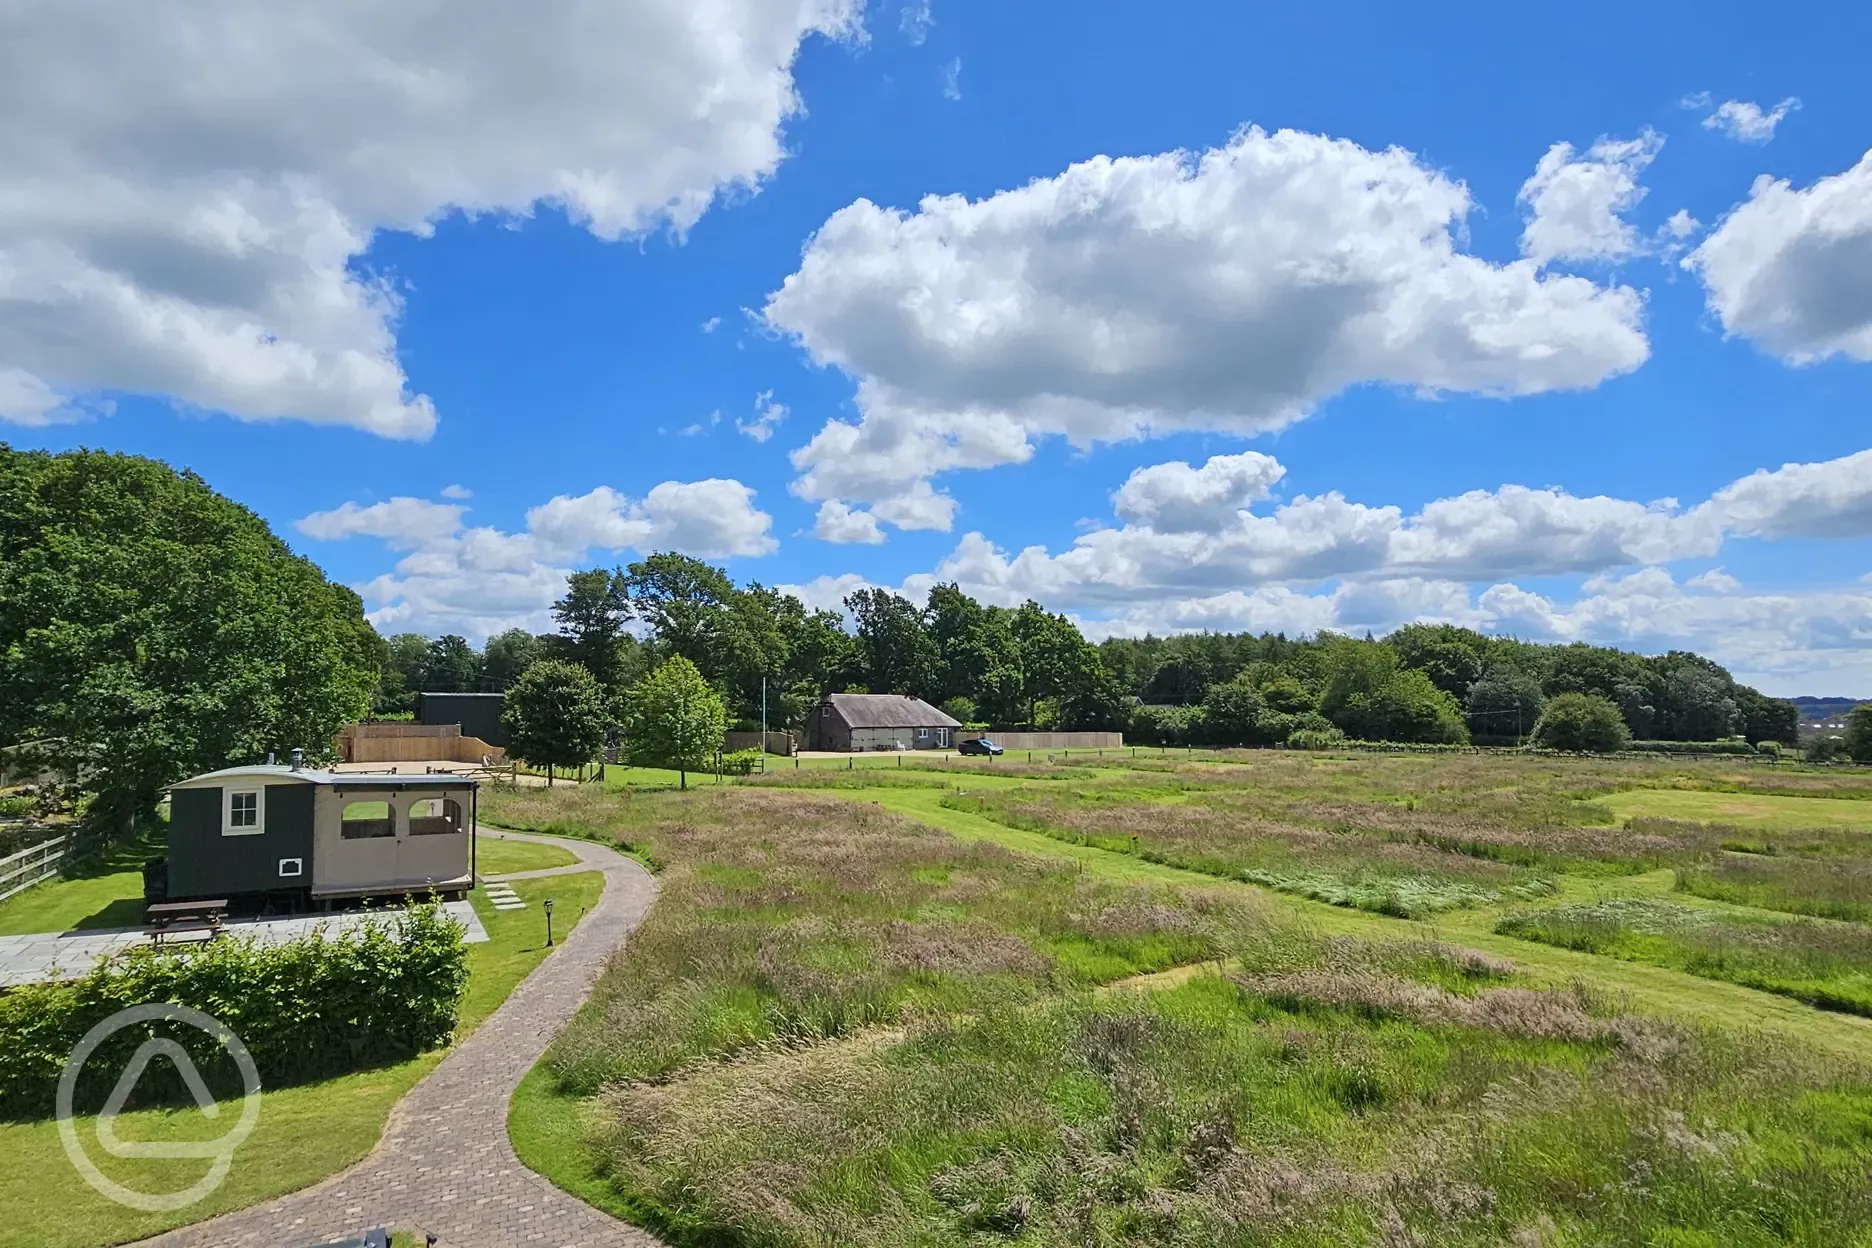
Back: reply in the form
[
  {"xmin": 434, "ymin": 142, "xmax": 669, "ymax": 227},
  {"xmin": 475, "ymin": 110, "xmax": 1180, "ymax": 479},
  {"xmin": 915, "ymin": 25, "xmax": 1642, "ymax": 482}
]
[
  {"xmin": 409, "ymin": 797, "xmax": 463, "ymax": 836},
  {"xmin": 224, "ymin": 789, "xmax": 264, "ymax": 836},
  {"xmin": 278, "ymin": 857, "xmax": 304, "ymax": 878},
  {"xmin": 340, "ymin": 800, "xmax": 396, "ymax": 839}
]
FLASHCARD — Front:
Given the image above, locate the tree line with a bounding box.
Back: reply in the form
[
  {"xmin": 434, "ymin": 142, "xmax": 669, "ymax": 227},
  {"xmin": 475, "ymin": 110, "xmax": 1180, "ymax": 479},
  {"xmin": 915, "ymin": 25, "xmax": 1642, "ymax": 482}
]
[{"xmin": 401, "ymin": 552, "xmax": 1800, "ymax": 755}]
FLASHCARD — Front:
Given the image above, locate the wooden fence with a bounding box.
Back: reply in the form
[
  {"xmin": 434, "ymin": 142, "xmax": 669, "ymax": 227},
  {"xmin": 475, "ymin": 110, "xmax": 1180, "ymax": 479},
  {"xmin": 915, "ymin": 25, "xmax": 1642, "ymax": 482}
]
[
  {"xmin": 0, "ymin": 833, "xmax": 75, "ymax": 903},
  {"xmin": 335, "ymin": 722, "xmax": 506, "ymax": 765}
]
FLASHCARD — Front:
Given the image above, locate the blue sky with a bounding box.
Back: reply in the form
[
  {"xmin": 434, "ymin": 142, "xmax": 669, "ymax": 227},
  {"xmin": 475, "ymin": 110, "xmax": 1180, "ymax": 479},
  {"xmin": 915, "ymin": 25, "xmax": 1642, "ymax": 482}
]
[{"xmin": 6, "ymin": 1, "xmax": 1872, "ymax": 693}]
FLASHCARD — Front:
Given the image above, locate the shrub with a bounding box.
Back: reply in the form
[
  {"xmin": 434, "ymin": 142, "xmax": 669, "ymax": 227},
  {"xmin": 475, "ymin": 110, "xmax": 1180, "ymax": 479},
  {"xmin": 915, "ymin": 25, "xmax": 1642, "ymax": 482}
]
[
  {"xmin": 1847, "ymin": 705, "xmax": 1872, "ymax": 763},
  {"xmin": 718, "ymin": 748, "xmax": 764, "ymax": 776},
  {"xmin": 1807, "ymin": 735, "xmax": 1852, "ymax": 763},
  {"xmin": 1530, "ymin": 693, "xmax": 1630, "ymax": 753},
  {"xmin": 1287, "ymin": 725, "xmax": 1347, "ymax": 750},
  {"xmin": 0, "ymin": 899, "xmax": 467, "ymax": 1118}
]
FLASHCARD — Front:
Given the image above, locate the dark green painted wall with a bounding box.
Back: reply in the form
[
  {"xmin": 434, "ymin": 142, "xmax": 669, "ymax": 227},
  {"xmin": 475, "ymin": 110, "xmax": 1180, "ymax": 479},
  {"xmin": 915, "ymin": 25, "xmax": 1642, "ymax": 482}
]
[{"xmin": 167, "ymin": 784, "xmax": 315, "ymax": 899}]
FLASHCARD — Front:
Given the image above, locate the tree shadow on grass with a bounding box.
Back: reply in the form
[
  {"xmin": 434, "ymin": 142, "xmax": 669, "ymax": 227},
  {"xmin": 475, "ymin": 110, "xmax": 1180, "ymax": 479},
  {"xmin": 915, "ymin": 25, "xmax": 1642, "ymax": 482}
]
[{"xmin": 71, "ymin": 897, "xmax": 146, "ymax": 930}]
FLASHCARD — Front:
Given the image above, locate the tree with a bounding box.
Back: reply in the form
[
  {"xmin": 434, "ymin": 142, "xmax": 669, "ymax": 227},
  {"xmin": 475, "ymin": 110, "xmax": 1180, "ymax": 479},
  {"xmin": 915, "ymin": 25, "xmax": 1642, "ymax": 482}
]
[
  {"xmin": 420, "ymin": 634, "xmax": 483, "ymax": 692},
  {"xmin": 1464, "ymin": 664, "xmax": 1544, "ymax": 742},
  {"xmin": 1657, "ymin": 656, "xmax": 1740, "ymax": 741},
  {"xmin": 482, "ymin": 628, "xmax": 545, "ymax": 691},
  {"xmin": 1201, "ymin": 674, "xmax": 1294, "ymax": 745},
  {"xmin": 1845, "ymin": 705, "xmax": 1872, "ymax": 764},
  {"xmin": 0, "ymin": 447, "xmax": 379, "ymax": 834},
  {"xmin": 1387, "ymin": 623, "xmax": 1487, "ymax": 702},
  {"xmin": 376, "ymin": 633, "xmax": 431, "ymax": 715},
  {"xmin": 624, "ymin": 656, "xmax": 726, "ymax": 789},
  {"xmin": 1009, "ymin": 601, "xmax": 1090, "ymax": 725},
  {"xmin": 1734, "ymin": 686, "xmax": 1798, "ymax": 747},
  {"xmin": 1531, "ymin": 692, "xmax": 1632, "ymax": 753},
  {"xmin": 551, "ymin": 568, "xmax": 633, "ymax": 693},
  {"xmin": 845, "ymin": 588, "xmax": 938, "ymax": 697},
  {"xmin": 501, "ymin": 659, "xmax": 608, "ymax": 785},
  {"xmin": 1335, "ymin": 669, "xmax": 1469, "ymax": 744},
  {"xmin": 623, "ymin": 554, "xmax": 734, "ymax": 671}
]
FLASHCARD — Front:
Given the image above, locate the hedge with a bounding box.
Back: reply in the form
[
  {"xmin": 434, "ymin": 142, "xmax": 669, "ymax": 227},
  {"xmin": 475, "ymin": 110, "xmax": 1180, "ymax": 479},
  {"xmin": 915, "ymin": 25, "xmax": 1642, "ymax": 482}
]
[
  {"xmin": 1624, "ymin": 739, "xmax": 1759, "ymax": 756},
  {"xmin": 0, "ymin": 898, "xmax": 467, "ymax": 1119}
]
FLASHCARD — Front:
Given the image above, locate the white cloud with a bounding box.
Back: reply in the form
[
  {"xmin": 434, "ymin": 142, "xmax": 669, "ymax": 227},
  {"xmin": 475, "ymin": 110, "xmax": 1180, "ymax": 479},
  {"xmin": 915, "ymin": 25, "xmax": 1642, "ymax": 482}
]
[
  {"xmin": 1663, "ymin": 210, "xmax": 1700, "ymax": 240},
  {"xmin": 1687, "ymin": 567, "xmax": 1741, "ymax": 593},
  {"xmin": 0, "ymin": 1, "xmax": 861, "ymax": 436},
  {"xmin": 775, "ymin": 572, "xmax": 876, "ymax": 618},
  {"xmin": 1111, "ymin": 451, "xmax": 1285, "ymax": 531},
  {"xmin": 870, "ymin": 479, "xmax": 958, "ymax": 531},
  {"xmin": 920, "ymin": 463, "xmax": 1721, "ymax": 612},
  {"xmin": 1517, "ymin": 131, "xmax": 1662, "ymax": 266},
  {"xmin": 738, "ymin": 391, "xmax": 788, "ymax": 443},
  {"xmin": 700, "ymin": 316, "xmax": 723, "ymax": 334},
  {"xmin": 297, "ymin": 498, "xmax": 468, "ymax": 550},
  {"xmin": 526, "ymin": 480, "xmax": 777, "ymax": 560},
  {"xmin": 1679, "ymin": 91, "xmax": 1713, "ymax": 110},
  {"xmin": 1702, "ymin": 98, "xmax": 1800, "ymax": 144},
  {"xmin": 305, "ymin": 478, "xmax": 776, "ymax": 637},
  {"xmin": 440, "ymin": 483, "xmax": 473, "ymax": 501},
  {"xmin": 812, "ymin": 500, "xmax": 887, "ymax": 545},
  {"xmin": 767, "ymin": 126, "xmax": 1648, "ymax": 518},
  {"xmin": 901, "ymin": 1, "xmax": 933, "ymax": 44},
  {"xmin": 1685, "ymin": 150, "xmax": 1872, "ymax": 363},
  {"xmin": 1703, "ymin": 447, "xmax": 1872, "ymax": 539},
  {"xmin": 941, "ymin": 58, "xmax": 963, "ymax": 101}
]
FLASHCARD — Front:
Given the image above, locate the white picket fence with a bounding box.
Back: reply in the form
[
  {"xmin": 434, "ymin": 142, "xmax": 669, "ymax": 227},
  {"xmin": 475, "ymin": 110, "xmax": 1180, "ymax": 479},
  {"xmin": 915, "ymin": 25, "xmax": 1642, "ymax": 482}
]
[{"xmin": 0, "ymin": 833, "xmax": 71, "ymax": 903}]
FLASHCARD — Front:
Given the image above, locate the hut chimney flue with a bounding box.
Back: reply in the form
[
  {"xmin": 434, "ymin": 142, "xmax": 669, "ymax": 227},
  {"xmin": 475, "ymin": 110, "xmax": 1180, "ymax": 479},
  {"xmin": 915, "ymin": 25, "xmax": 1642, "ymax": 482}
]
[{"xmin": 289, "ymin": 747, "xmax": 304, "ymax": 772}]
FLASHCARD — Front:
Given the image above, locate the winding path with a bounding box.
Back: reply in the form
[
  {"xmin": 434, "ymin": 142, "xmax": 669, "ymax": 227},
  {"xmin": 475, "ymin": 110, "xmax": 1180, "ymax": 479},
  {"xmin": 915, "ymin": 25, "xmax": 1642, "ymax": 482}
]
[{"xmin": 136, "ymin": 828, "xmax": 663, "ymax": 1248}]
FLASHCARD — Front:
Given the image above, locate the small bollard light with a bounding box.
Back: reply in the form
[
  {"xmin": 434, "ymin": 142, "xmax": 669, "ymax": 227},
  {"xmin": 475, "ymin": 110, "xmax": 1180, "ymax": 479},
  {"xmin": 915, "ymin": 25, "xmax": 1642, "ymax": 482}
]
[{"xmin": 544, "ymin": 896, "xmax": 556, "ymax": 947}]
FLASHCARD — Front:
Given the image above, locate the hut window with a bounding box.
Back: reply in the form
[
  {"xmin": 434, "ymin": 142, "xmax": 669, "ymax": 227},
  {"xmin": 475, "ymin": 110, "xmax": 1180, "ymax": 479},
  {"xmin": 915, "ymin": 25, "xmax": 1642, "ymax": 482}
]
[
  {"xmin": 340, "ymin": 800, "xmax": 396, "ymax": 839},
  {"xmin": 409, "ymin": 797, "xmax": 463, "ymax": 836},
  {"xmin": 224, "ymin": 789, "xmax": 264, "ymax": 836}
]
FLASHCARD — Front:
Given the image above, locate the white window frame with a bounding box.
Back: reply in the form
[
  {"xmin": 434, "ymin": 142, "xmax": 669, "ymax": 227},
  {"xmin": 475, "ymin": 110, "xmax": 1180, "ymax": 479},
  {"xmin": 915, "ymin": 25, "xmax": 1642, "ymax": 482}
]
[{"xmin": 224, "ymin": 787, "xmax": 265, "ymax": 836}]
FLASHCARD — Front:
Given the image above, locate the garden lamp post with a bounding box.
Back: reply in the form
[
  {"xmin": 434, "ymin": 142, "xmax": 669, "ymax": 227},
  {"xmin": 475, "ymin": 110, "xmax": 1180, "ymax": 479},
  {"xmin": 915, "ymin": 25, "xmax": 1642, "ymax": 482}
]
[{"xmin": 544, "ymin": 897, "xmax": 555, "ymax": 947}]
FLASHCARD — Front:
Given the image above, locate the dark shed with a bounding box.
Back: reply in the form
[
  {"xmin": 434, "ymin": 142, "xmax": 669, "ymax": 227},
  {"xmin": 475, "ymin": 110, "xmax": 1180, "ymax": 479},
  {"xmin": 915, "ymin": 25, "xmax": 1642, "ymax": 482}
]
[{"xmin": 415, "ymin": 692, "xmax": 509, "ymax": 747}]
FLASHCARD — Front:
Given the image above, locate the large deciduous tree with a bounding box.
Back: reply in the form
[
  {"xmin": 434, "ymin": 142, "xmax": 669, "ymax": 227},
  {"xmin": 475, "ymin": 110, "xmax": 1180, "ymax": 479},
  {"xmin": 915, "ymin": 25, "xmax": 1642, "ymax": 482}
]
[
  {"xmin": 0, "ymin": 447, "xmax": 379, "ymax": 833},
  {"xmin": 501, "ymin": 659, "xmax": 608, "ymax": 784},
  {"xmin": 1464, "ymin": 663, "xmax": 1545, "ymax": 742},
  {"xmin": 624, "ymin": 656, "xmax": 726, "ymax": 789},
  {"xmin": 550, "ymin": 567, "xmax": 634, "ymax": 697},
  {"xmin": 845, "ymin": 588, "xmax": 938, "ymax": 698},
  {"xmin": 482, "ymin": 628, "xmax": 545, "ymax": 691}
]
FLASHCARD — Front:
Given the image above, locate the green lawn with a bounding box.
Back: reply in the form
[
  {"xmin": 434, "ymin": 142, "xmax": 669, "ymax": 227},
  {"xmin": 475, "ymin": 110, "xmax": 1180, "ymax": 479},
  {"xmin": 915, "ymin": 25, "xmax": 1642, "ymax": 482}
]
[
  {"xmin": 0, "ymin": 831, "xmax": 162, "ymax": 935},
  {"xmin": 0, "ymin": 868, "xmax": 603, "ymax": 1248},
  {"xmin": 1603, "ymin": 786, "xmax": 1872, "ymax": 830},
  {"xmin": 474, "ymin": 834, "xmax": 579, "ymax": 875}
]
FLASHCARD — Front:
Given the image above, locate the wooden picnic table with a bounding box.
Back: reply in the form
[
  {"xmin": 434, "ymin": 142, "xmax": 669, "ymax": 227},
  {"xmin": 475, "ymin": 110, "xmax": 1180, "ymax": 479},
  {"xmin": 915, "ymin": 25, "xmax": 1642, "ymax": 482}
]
[{"xmin": 145, "ymin": 897, "xmax": 228, "ymax": 945}]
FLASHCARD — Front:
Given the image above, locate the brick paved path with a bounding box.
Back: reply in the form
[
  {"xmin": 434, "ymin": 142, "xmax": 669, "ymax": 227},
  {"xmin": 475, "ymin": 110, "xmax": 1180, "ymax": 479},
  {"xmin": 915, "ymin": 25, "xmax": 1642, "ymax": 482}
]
[{"xmin": 136, "ymin": 829, "xmax": 664, "ymax": 1248}]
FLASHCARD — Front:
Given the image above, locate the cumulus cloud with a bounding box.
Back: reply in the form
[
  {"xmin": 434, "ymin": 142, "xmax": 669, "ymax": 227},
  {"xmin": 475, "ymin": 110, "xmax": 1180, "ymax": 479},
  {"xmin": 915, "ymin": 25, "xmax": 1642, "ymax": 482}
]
[
  {"xmin": 1703, "ymin": 447, "xmax": 1872, "ymax": 539},
  {"xmin": 440, "ymin": 484, "xmax": 473, "ymax": 500},
  {"xmin": 301, "ymin": 478, "xmax": 776, "ymax": 637},
  {"xmin": 1111, "ymin": 452, "xmax": 1285, "ymax": 531},
  {"xmin": 918, "ymin": 452, "xmax": 1723, "ymax": 611},
  {"xmin": 0, "ymin": 1, "xmax": 860, "ymax": 435},
  {"xmin": 1702, "ymin": 97, "xmax": 1800, "ymax": 144},
  {"xmin": 812, "ymin": 500, "xmax": 887, "ymax": 545},
  {"xmin": 297, "ymin": 498, "xmax": 469, "ymax": 550},
  {"xmin": 765, "ymin": 126, "xmax": 1649, "ymax": 525},
  {"xmin": 1686, "ymin": 150, "xmax": 1872, "ymax": 363},
  {"xmin": 775, "ymin": 572, "xmax": 876, "ymax": 617},
  {"xmin": 1517, "ymin": 131, "xmax": 1662, "ymax": 266}
]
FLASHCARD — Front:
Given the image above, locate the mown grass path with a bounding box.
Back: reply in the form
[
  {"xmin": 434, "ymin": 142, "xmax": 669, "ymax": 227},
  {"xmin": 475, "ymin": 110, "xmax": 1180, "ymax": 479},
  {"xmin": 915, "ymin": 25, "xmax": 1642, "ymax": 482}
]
[{"xmin": 858, "ymin": 786, "xmax": 1872, "ymax": 1058}]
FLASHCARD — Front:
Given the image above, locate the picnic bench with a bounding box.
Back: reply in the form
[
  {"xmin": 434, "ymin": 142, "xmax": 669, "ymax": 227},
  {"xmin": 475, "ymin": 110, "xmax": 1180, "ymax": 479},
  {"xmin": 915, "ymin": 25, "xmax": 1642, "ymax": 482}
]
[{"xmin": 144, "ymin": 898, "xmax": 228, "ymax": 945}]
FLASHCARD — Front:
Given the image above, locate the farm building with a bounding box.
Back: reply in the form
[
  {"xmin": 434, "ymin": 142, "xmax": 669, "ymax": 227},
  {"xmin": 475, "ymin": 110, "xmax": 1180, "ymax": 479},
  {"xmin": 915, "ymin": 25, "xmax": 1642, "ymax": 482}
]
[
  {"xmin": 803, "ymin": 694, "xmax": 963, "ymax": 752},
  {"xmin": 159, "ymin": 758, "xmax": 476, "ymax": 912},
  {"xmin": 415, "ymin": 691, "xmax": 509, "ymax": 748}
]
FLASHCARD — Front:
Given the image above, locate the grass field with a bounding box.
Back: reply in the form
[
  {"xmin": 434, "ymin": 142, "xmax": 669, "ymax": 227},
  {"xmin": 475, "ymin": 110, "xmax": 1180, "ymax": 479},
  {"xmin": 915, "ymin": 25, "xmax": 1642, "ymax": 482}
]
[
  {"xmin": 488, "ymin": 753, "xmax": 1872, "ymax": 1247},
  {"xmin": 474, "ymin": 834, "xmax": 579, "ymax": 875},
  {"xmin": 0, "ymin": 831, "xmax": 162, "ymax": 935},
  {"xmin": 1603, "ymin": 787, "xmax": 1872, "ymax": 829},
  {"xmin": 0, "ymin": 866, "xmax": 602, "ymax": 1248}
]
